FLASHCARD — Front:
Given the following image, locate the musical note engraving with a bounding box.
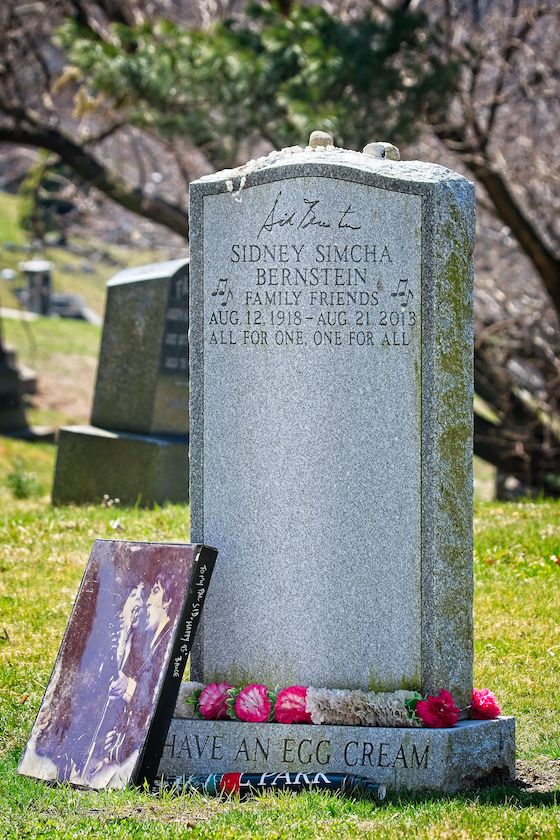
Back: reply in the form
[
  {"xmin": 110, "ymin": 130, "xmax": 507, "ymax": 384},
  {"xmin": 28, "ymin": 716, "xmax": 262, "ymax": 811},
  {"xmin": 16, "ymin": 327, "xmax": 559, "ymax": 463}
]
[
  {"xmin": 211, "ymin": 278, "xmax": 233, "ymax": 306},
  {"xmin": 391, "ymin": 278, "xmax": 413, "ymax": 308}
]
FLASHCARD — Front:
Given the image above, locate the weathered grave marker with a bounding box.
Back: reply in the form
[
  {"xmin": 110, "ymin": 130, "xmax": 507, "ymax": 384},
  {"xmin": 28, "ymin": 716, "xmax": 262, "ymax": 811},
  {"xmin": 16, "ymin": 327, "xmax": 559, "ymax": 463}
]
[
  {"xmin": 161, "ymin": 717, "xmax": 514, "ymax": 793},
  {"xmin": 19, "ymin": 259, "xmax": 52, "ymax": 315},
  {"xmin": 160, "ymin": 138, "xmax": 515, "ymax": 791},
  {"xmin": 19, "ymin": 540, "xmax": 217, "ymax": 790},
  {"xmin": 189, "ymin": 145, "xmax": 472, "ymax": 700},
  {"xmin": 92, "ymin": 260, "xmax": 189, "ymax": 435},
  {"xmin": 52, "ymin": 259, "xmax": 189, "ymax": 506}
]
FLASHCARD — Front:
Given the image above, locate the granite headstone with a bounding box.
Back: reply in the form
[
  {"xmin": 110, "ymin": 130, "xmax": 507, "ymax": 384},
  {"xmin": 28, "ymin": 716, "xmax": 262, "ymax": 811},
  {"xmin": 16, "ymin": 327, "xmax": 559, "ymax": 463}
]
[
  {"xmin": 52, "ymin": 260, "xmax": 189, "ymax": 506},
  {"xmin": 189, "ymin": 147, "xmax": 472, "ymax": 700},
  {"xmin": 92, "ymin": 260, "xmax": 189, "ymax": 435},
  {"xmin": 19, "ymin": 260, "xmax": 52, "ymax": 316},
  {"xmin": 160, "ymin": 138, "xmax": 515, "ymax": 791},
  {"xmin": 161, "ymin": 717, "xmax": 515, "ymax": 794}
]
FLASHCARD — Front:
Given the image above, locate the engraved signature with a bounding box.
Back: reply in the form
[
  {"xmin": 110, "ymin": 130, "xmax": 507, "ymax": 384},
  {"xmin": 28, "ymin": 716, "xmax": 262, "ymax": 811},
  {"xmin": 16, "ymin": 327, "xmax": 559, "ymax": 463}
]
[{"xmin": 257, "ymin": 191, "xmax": 361, "ymax": 238}]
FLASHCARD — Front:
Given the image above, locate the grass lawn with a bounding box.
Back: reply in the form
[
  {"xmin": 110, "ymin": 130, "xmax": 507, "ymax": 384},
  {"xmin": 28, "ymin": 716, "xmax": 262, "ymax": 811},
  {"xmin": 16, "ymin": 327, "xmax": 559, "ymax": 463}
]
[
  {"xmin": 0, "ymin": 439, "xmax": 559, "ymax": 838},
  {"xmin": 2, "ymin": 315, "xmax": 101, "ymax": 428}
]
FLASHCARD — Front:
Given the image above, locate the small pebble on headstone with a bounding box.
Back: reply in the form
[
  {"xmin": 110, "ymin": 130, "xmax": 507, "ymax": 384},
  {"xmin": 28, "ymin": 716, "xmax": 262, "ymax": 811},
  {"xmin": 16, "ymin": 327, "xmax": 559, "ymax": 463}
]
[
  {"xmin": 362, "ymin": 141, "xmax": 401, "ymax": 160},
  {"xmin": 308, "ymin": 130, "xmax": 334, "ymax": 149}
]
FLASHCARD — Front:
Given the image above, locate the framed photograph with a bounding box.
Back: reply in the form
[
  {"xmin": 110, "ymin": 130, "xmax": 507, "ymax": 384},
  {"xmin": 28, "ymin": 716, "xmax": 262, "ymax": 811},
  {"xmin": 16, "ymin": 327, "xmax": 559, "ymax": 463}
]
[{"xmin": 19, "ymin": 540, "xmax": 216, "ymax": 790}]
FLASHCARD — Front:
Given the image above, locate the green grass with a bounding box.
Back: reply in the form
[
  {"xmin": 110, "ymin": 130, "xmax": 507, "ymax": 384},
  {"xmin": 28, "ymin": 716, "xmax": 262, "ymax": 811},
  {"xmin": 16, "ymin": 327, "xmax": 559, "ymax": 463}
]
[
  {"xmin": 474, "ymin": 504, "xmax": 560, "ymax": 760},
  {"xmin": 2, "ymin": 315, "xmax": 101, "ymax": 427},
  {"xmin": 0, "ymin": 439, "xmax": 559, "ymax": 837},
  {"xmin": 0, "ymin": 192, "xmax": 26, "ymax": 245},
  {"xmin": 3, "ymin": 311, "xmax": 101, "ymax": 360}
]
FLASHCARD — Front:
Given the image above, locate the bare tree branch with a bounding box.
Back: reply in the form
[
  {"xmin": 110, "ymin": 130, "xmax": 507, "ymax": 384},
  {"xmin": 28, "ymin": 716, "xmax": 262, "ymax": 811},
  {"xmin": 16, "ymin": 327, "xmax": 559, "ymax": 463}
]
[
  {"xmin": 0, "ymin": 121, "xmax": 188, "ymax": 239},
  {"xmin": 468, "ymin": 159, "xmax": 560, "ymax": 311},
  {"xmin": 83, "ymin": 120, "xmax": 127, "ymax": 146}
]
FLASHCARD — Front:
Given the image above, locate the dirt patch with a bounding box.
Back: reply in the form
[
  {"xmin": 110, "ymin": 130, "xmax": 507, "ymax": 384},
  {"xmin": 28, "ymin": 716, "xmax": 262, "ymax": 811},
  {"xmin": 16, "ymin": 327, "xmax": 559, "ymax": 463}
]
[
  {"xmin": 84, "ymin": 798, "xmax": 224, "ymax": 828},
  {"xmin": 515, "ymin": 759, "xmax": 560, "ymax": 793},
  {"xmin": 28, "ymin": 354, "xmax": 96, "ymax": 425}
]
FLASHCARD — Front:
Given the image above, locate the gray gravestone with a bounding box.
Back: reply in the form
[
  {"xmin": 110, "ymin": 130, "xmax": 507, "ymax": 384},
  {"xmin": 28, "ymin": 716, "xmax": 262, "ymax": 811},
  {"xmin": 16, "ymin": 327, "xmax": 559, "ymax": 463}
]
[
  {"xmin": 92, "ymin": 260, "xmax": 189, "ymax": 434},
  {"xmin": 162, "ymin": 717, "xmax": 515, "ymax": 793},
  {"xmin": 189, "ymin": 149, "xmax": 473, "ymax": 701},
  {"xmin": 52, "ymin": 260, "xmax": 189, "ymax": 506},
  {"xmin": 20, "ymin": 260, "xmax": 52, "ymax": 316},
  {"xmin": 159, "ymin": 141, "xmax": 515, "ymax": 790}
]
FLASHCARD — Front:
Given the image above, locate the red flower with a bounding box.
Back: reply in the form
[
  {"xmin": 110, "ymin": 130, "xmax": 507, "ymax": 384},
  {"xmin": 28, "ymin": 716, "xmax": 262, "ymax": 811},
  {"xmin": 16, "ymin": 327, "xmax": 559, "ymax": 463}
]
[
  {"xmin": 198, "ymin": 682, "xmax": 232, "ymax": 719},
  {"xmin": 416, "ymin": 689, "xmax": 460, "ymax": 728},
  {"xmin": 274, "ymin": 686, "xmax": 311, "ymax": 724},
  {"xmin": 471, "ymin": 688, "xmax": 501, "ymax": 720},
  {"xmin": 233, "ymin": 684, "xmax": 272, "ymax": 722}
]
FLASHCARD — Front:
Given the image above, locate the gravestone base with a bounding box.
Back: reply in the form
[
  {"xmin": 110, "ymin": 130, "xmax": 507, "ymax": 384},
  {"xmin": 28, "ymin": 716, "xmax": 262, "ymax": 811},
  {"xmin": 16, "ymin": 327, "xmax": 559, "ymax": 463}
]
[
  {"xmin": 159, "ymin": 717, "xmax": 515, "ymax": 794},
  {"xmin": 52, "ymin": 425, "xmax": 188, "ymax": 506}
]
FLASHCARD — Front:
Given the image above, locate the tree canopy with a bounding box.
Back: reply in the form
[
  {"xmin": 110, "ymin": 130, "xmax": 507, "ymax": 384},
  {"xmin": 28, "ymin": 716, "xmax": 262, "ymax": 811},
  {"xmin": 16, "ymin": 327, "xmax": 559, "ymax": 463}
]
[
  {"xmin": 1, "ymin": 0, "xmax": 559, "ymax": 495},
  {"xmin": 59, "ymin": 1, "xmax": 456, "ymax": 171}
]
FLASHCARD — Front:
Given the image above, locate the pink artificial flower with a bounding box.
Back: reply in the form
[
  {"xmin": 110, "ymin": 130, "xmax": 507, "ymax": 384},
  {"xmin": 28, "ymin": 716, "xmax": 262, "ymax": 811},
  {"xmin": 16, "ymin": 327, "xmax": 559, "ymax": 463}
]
[
  {"xmin": 234, "ymin": 684, "xmax": 272, "ymax": 722},
  {"xmin": 274, "ymin": 686, "xmax": 312, "ymax": 724},
  {"xmin": 198, "ymin": 682, "xmax": 232, "ymax": 720},
  {"xmin": 416, "ymin": 689, "xmax": 460, "ymax": 728},
  {"xmin": 471, "ymin": 688, "xmax": 501, "ymax": 720}
]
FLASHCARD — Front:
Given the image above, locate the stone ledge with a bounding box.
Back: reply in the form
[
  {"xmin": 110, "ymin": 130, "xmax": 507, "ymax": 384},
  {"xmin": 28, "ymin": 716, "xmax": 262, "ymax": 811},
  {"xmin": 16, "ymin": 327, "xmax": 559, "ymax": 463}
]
[
  {"xmin": 52, "ymin": 425, "xmax": 188, "ymax": 506},
  {"xmin": 159, "ymin": 717, "xmax": 515, "ymax": 793}
]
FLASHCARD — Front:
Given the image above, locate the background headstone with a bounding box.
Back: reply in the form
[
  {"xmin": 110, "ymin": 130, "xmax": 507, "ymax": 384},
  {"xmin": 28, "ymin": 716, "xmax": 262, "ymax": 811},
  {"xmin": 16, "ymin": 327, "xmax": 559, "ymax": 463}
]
[
  {"xmin": 19, "ymin": 260, "xmax": 52, "ymax": 315},
  {"xmin": 92, "ymin": 260, "xmax": 189, "ymax": 434},
  {"xmin": 52, "ymin": 259, "xmax": 189, "ymax": 506},
  {"xmin": 53, "ymin": 426, "xmax": 186, "ymax": 506},
  {"xmin": 0, "ymin": 340, "xmax": 28, "ymax": 433}
]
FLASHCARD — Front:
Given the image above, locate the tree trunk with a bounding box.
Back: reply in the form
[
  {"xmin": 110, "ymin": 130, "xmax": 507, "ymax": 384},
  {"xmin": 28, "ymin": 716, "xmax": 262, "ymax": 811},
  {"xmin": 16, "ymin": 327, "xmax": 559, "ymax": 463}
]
[{"xmin": 469, "ymin": 161, "xmax": 560, "ymax": 314}]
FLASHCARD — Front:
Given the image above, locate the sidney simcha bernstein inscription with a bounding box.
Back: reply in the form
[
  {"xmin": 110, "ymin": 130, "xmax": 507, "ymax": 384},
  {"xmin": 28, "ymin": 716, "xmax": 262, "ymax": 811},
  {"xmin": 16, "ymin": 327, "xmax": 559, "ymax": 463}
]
[{"xmin": 18, "ymin": 540, "xmax": 217, "ymax": 790}]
